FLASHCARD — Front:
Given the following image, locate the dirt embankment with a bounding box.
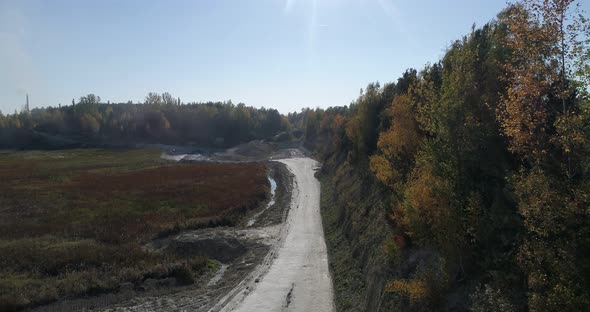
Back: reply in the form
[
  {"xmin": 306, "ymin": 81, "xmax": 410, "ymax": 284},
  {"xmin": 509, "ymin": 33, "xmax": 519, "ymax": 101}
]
[
  {"xmin": 318, "ymin": 157, "xmax": 396, "ymax": 312},
  {"xmin": 31, "ymin": 161, "xmax": 294, "ymax": 312}
]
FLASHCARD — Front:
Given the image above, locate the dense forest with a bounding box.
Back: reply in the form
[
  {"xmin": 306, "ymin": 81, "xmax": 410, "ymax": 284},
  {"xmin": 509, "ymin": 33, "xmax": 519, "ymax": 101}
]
[
  {"xmin": 0, "ymin": 93, "xmax": 288, "ymax": 148},
  {"xmin": 0, "ymin": 0, "xmax": 588, "ymax": 310},
  {"xmin": 294, "ymin": 1, "xmax": 590, "ymax": 311}
]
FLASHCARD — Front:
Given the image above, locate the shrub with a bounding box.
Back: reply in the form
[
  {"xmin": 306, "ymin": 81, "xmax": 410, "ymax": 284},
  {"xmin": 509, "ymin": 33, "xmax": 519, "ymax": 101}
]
[
  {"xmin": 384, "ymin": 237, "xmax": 401, "ymax": 266},
  {"xmin": 386, "ymin": 279, "xmax": 429, "ymax": 304},
  {"xmin": 385, "ymin": 255, "xmax": 448, "ymax": 307},
  {"xmin": 172, "ymin": 266, "xmax": 195, "ymax": 286}
]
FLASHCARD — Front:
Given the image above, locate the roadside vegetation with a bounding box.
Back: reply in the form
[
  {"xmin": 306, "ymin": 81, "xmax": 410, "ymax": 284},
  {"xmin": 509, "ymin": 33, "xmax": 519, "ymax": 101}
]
[{"xmin": 0, "ymin": 149, "xmax": 268, "ymax": 311}]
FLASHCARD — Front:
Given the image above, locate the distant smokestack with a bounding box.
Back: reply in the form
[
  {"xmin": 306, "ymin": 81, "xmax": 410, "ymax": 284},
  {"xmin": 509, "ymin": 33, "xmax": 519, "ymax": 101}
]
[{"xmin": 25, "ymin": 94, "xmax": 29, "ymax": 112}]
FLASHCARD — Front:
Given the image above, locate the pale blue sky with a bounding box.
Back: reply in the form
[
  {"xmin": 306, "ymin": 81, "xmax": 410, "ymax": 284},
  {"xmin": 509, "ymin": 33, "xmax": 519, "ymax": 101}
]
[{"xmin": 1, "ymin": 0, "xmax": 515, "ymax": 114}]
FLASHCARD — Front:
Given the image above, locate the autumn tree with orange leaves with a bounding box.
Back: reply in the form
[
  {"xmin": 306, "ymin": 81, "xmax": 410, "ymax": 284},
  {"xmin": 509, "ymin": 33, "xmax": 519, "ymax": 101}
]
[
  {"xmin": 499, "ymin": 0, "xmax": 589, "ymax": 161},
  {"xmin": 499, "ymin": 1, "xmax": 590, "ymax": 310}
]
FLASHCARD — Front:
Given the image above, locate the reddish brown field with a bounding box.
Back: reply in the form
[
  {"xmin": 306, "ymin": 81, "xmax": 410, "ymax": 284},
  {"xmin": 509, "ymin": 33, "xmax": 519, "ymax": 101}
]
[{"xmin": 0, "ymin": 149, "xmax": 269, "ymax": 310}]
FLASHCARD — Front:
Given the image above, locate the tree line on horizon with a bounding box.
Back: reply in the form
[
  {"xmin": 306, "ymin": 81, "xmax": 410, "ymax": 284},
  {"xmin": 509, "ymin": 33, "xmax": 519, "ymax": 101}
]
[{"xmin": 0, "ymin": 92, "xmax": 288, "ymax": 148}]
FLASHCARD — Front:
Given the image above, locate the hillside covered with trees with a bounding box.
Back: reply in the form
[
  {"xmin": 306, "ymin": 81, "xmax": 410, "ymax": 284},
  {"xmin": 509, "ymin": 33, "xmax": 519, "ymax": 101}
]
[{"xmin": 295, "ymin": 0, "xmax": 590, "ymax": 310}]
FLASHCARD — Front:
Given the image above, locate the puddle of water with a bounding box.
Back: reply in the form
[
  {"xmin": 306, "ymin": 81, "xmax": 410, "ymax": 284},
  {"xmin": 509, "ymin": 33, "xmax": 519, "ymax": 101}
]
[
  {"xmin": 269, "ymin": 175, "xmax": 277, "ymax": 195},
  {"xmin": 247, "ymin": 175, "xmax": 277, "ymax": 227},
  {"xmin": 207, "ymin": 264, "xmax": 229, "ymax": 287}
]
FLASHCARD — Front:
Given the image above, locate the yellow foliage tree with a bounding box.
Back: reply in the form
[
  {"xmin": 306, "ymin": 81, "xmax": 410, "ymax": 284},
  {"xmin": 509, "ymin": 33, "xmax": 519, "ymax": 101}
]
[{"xmin": 370, "ymin": 94, "xmax": 420, "ymax": 190}]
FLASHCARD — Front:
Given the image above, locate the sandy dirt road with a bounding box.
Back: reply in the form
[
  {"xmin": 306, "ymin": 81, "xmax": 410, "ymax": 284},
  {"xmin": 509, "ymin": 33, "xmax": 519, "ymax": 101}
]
[{"xmin": 216, "ymin": 157, "xmax": 334, "ymax": 312}]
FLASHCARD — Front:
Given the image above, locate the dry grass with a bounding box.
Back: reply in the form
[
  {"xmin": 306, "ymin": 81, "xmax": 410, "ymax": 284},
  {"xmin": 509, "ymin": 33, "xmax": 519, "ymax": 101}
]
[{"xmin": 0, "ymin": 149, "xmax": 268, "ymax": 311}]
